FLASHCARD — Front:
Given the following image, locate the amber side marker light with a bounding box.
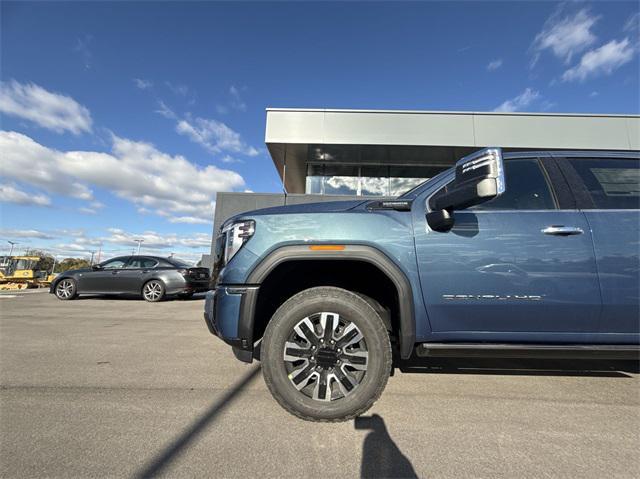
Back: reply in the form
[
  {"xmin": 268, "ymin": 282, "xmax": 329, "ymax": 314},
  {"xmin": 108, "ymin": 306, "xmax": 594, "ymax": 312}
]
[{"xmin": 308, "ymin": 245, "xmax": 346, "ymax": 251}]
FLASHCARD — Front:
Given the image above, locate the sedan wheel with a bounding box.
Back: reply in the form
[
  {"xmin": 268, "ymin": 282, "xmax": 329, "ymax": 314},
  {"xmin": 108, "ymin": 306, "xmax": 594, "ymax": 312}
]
[
  {"xmin": 55, "ymin": 279, "xmax": 77, "ymax": 300},
  {"xmin": 142, "ymin": 280, "xmax": 165, "ymax": 302}
]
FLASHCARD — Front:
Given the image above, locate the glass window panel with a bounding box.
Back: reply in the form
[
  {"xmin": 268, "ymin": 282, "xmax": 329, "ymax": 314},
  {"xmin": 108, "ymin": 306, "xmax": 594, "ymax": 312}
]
[
  {"xmin": 323, "ymin": 176, "xmax": 359, "ymax": 195},
  {"xmin": 127, "ymin": 258, "xmax": 158, "ymax": 269},
  {"xmin": 568, "ymin": 158, "xmax": 640, "ymax": 209},
  {"xmin": 307, "ymin": 163, "xmax": 324, "ymax": 176},
  {"xmin": 323, "ymin": 164, "xmax": 359, "ymax": 177},
  {"xmin": 305, "ymin": 176, "xmax": 323, "ymax": 194},
  {"xmin": 390, "ymin": 165, "xmax": 444, "ymax": 178},
  {"xmin": 473, "ymin": 159, "xmax": 556, "ymax": 210},
  {"xmin": 360, "ymin": 177, "xmax": 389, "ymax": 196},
  {"xmin": 101, "ymin": 258, "xmax": 127, "ymax": 270},
  {"xmin": 361, "ymin": 165, "xmax": 389, "ymax": 178},
  {"xmin": 390, "ymin": 178, "xmax": 427, "ymax": 196}
]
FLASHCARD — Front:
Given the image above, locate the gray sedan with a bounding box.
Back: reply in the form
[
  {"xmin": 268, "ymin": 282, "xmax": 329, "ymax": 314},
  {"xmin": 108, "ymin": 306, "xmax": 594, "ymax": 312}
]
[{"xmin": 50, "ymin": 255, "xmax": 210, "ymax": 302}]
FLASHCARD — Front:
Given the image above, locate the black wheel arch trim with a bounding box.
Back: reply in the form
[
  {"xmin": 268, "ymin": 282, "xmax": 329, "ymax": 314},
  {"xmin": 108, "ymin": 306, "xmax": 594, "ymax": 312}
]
[{"xmin": 236, "ymin": 244, "xmax": 416, "ymax": 359}]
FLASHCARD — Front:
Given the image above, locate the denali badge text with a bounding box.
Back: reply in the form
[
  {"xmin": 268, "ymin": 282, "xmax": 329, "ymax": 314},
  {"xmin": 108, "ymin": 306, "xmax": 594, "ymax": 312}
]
[{"xmin": 443, "ymin": 294, "xmax": 543, "ymax": 301}]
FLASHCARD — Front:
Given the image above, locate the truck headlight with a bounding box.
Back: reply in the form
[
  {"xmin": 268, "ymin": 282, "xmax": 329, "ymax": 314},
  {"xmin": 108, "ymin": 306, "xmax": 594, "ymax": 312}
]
[{"xmin": 221, "ymin": 220, "xmax": 255, "ymax": 265}]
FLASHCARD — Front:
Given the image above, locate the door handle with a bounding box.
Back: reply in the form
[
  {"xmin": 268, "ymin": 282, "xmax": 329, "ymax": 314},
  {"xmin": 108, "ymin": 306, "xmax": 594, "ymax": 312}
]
[{"xmin": 542, "ymin": 226, "xmax": 584, "ymax": 236}]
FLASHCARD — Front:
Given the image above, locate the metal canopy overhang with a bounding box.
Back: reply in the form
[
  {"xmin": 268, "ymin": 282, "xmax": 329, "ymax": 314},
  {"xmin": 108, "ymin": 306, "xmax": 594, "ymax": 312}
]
[{"xmin": 265, "ymin": 108, "xmax": 640, "ymax": 194}]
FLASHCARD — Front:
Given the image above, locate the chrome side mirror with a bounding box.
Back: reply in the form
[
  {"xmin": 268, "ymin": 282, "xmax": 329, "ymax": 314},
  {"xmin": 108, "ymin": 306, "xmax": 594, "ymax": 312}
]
[{"xmin": 427, "ymin": 147, "xmax": 505, "ymax": 231}]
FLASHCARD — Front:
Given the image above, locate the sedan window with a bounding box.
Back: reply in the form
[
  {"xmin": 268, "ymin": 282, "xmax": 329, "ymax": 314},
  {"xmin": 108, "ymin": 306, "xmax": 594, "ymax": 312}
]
[
  {"xmin": 101, "ymin": 259, "xmax": 127, "ymax": 270},
  {"xmin": 127, "ymin": 258, "xmax": 158, "ymax": 269}
]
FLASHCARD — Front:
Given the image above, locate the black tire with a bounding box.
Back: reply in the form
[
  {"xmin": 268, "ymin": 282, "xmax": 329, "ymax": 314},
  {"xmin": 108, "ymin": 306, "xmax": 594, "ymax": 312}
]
[
  {"xmin": 142, "ymin": 280, "xmax": 165, "ymax": 302},
  {"xmin": 54, "ymin": 278, "xmax": 78, "ymax": 300},
  {"xmin": 262, "ymin": 286, "xmax": 392, "ymax": 422}
]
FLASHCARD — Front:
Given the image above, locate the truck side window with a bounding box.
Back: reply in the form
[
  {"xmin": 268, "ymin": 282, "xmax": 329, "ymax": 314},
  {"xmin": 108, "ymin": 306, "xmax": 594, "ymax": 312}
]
[
  {"xmin": 567, "ymin": 158, "xmax": 640, "ymax": 210},
  {"xmin": 472, "ymin": 158, "xmax": 556, "ymax": 210}
]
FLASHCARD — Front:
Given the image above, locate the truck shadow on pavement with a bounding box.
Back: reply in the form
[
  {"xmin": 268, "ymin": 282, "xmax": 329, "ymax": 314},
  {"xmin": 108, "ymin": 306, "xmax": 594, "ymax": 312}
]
[
  {"xmin": 396, "ymin": 357, "xmax": 639, "ymax": 378},
  {"xmin": 355, "ymin": 414, "xmax": 418, "ymax": 479},
  {"xmin": 134, "ymin": 365, "xmax": 262, "ymax": 479}
]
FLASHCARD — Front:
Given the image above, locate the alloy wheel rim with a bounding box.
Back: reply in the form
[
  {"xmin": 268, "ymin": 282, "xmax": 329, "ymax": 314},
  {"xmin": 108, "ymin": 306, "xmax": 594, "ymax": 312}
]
[
  {"xmin": 144, "ymin": 282, "xmax": 162, "ymax": 300},
  {"xmin": 57, "ymin": 280, "xmax": 73, "ymax": 298},
  {"xmin": 283, "ymin": 312, "xmax": 368, "ymax": 402}
]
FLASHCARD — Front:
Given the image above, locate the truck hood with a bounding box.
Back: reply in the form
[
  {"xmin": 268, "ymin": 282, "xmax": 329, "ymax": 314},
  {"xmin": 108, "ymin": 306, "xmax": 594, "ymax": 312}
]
[{"xmin": 238, "ymin": 199, "xmax": 368, "ymax": 217}]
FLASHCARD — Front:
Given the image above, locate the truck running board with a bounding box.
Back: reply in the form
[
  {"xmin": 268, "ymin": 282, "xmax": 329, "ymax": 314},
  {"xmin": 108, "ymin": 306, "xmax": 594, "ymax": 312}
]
[{"xmin": 416, "ymin": 343, "xmax": 640, "ymax": 360}]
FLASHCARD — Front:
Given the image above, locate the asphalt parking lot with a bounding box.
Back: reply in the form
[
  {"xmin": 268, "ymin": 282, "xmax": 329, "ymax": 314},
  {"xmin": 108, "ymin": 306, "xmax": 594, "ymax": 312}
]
[{"xmin": 1, "ymin": 290, "xmax": 639, "ymax": 478}]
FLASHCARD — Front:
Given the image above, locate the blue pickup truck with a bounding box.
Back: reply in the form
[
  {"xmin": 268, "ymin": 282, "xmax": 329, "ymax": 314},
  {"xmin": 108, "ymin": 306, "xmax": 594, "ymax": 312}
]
[{"xmin": 205, "ymin": 148, "xmax": 639, "ymax": 421}]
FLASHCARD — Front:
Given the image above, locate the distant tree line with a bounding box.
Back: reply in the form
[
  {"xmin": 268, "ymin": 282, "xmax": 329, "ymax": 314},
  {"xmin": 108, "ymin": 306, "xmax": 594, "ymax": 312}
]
[{"xmin": 23, "ymin": 249, "xmax": 91, "ymax": 274}]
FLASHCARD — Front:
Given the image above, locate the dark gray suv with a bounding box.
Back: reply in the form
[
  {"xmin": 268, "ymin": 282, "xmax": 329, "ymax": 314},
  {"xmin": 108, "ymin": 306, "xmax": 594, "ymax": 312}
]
[{"xmin": 51, "ymin": 255, "xmax": 210, "ymax": 302}]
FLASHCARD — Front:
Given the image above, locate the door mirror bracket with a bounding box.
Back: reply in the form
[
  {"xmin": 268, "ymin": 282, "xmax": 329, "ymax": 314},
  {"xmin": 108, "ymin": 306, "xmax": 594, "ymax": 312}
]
[{"xmin": 426, "ymin": 209, "xmax": 454, "ymax": 232}]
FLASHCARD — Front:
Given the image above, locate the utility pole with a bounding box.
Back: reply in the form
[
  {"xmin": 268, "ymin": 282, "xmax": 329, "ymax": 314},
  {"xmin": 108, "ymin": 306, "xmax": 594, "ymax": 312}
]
[
  {"xmin": 134, "ymin": 239, "xmax": 144, "ymax": 255},
  {"xmin": 7, "ymin": 240, "xmax": 17, "ymax": 256},
  {"xmin": 89, "ymin": 251, "xmax": 95, "ymax": 266},
  {"xmin": 51, "ymin": 255, "xmax": 58, "ymax": 275}
]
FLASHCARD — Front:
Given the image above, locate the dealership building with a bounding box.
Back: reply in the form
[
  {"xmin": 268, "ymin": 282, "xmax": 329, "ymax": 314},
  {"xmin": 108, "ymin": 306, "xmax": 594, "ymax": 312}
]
[{"xmin": 207, "ymin": 108, "xmax": 639, "ymax": 262}]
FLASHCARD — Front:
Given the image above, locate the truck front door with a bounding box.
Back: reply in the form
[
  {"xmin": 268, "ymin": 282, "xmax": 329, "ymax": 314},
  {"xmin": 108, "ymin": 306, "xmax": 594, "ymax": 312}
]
[{"xmin": 413, "ymin": 157, "xmax": 601, "ymax": 342}]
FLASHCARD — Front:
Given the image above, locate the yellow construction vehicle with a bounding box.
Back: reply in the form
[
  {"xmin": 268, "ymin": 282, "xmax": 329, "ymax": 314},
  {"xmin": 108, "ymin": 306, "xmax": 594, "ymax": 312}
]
[{"xmin": 0, "ymin": 256, "xmax": 56, "ymax": 290}]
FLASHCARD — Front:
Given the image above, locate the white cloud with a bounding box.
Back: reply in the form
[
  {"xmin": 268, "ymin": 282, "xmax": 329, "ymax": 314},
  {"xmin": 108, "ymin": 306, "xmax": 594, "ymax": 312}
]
[
  {"xmin": 531, "ymin": 8, "xmax": 600, "ymax": 65},
  {"xmin": 486, "ymin": 59, "xmax": 503, "ymax": 71},
  {"xmin": 1, "ymin": 131, "xmax": 94, "ymax": 199},
  {"xmin": 78, "ymin": 202, "xmax": 104, "ymax": 215},
  {"xmin": 625, "ymin": 12, "xmax": 639, "ymax": 33},
  {"xmin": 0, "ymin": 227, "xmax": 209, "ymax": 263},
  {"xmin": 589, "ymin": 91, "xmax": 599, "ymax": 98},
  {"xmin": 493, "ymin": 88, "xmax": 541, "ymax": 112},
  {"xmin": 221, "ymin": 155, "xmax": 242, "ymax": 164},
  {"xmin": 562, "ymin": 38, "xmax": 635, "ymax": 82},
  {"xmin": 0, "ymin": 80, "xmax": 93, "ymax": 135},
  {"xmin": 133, "ymin": 78, "xmax": 153, "ymax": 90},
  {"xmin": 0, "ymin": 228, "xmax": 55, "ymax": 240},
  {"xmin": 229, "ymin": 85, "xmax": 247, "ymax": 111},
  {"xmin": 217, "ymin": 85, "xmax": 248, "ymax": 114},
  {"xmin": 167, "ymin": 216, "xmax": 211, "ymax": 224},
  {"xmin": 0, "ymin": 130, "xmax": 245, "ymax": 223},
  {"xmin": 175, "ymin": 117, "xmax": 259, "ymax": 157},
  {"xmin": 74, "ymin": 35, "xmax": 93, "ymax": 69},
  {"xmin": 0, "ymin": 183, "xmax": 51, "ymax": 206},
  {"xmin": 104, "ymin": 228, "xmax": 211, "ymax": 249},
  {"xmin": 166, "ymin": 82, "xmax": 190, "ymax": 97},
  {"xmin": 155, "ymin": 100, "xmax": 176, "ymax": 119}
]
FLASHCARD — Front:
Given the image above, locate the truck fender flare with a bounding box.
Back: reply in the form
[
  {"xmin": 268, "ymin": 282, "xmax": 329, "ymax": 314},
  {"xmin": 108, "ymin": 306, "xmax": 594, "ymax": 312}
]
[{"xmin": 242, "ymin": 244, "xmax": 415, "ymax": 359}]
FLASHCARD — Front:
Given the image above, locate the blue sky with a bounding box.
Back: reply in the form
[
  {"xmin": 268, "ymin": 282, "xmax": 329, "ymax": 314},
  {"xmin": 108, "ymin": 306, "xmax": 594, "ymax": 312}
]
[{"xmin": 1, "ymin": 1, "xmax": 638, "ymax": 262}]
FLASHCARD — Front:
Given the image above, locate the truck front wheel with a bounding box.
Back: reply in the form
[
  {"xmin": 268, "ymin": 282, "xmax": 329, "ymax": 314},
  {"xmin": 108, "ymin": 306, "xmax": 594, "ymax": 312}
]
[{"xmin": 261, "ymin": 286, "xmax": 392, "ymax": 422}]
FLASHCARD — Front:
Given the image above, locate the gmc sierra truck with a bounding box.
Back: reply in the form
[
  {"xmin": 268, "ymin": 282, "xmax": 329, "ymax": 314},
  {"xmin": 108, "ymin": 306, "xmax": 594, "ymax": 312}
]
[{"xmin": 204, "ymin": 148, "xmax": 640, "ymax": 421}]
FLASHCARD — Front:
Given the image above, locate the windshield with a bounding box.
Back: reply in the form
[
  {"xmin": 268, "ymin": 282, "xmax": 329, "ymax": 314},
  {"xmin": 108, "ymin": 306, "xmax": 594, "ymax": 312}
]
[
  {"xmin": 14, "ymin": 259, "xmax": 37, "ymax": 270},
  {"xmin": 397, "ymin": 167, "xmax": 452, "ymax": 199}
]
